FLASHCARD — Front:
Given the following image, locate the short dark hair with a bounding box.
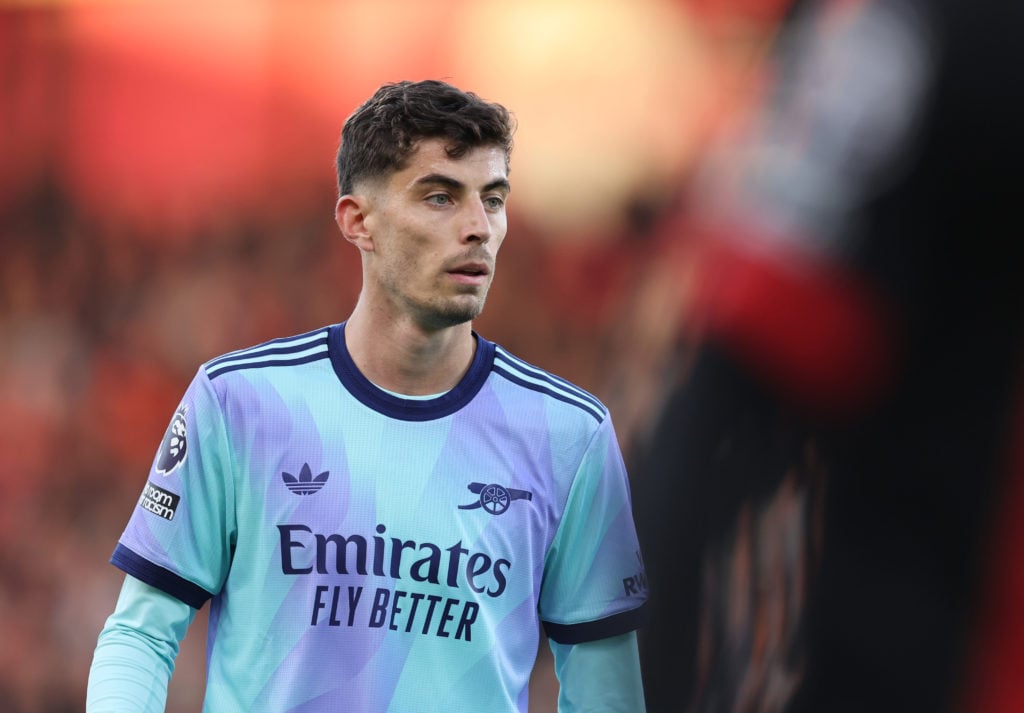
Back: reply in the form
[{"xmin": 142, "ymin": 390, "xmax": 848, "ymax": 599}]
[{"xmin": 336, "ymin": 80, "xmax": 515, "ymax": 196}]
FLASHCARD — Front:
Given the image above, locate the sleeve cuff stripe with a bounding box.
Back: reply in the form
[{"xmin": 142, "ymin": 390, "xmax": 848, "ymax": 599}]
[
  {"xmin": 111, "ymin": 544, "xmax": 213, "ymax": 610},
  {"xmin": 543, "ymin": 603, "xmax": 649, "ymax": 644}
]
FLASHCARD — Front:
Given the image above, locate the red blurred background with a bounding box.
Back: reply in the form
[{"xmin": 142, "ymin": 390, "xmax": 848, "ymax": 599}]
[{"xmin": 0, "ymin": 1, "xmax": 787, "ymax": 710}]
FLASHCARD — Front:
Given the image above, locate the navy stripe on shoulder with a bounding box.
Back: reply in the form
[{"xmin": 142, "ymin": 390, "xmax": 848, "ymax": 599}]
[
  {"xmin": 494, "ymin": 347, "xmax": 605, "ymax": 412},
  {"xmin": 205, "ymin": 328, "xmax": 331, "ymax": 380},
  {"xmin": 206, "ymin": 326, "xmax": 328, "ymax": 367},
  {"xmin": 543, "ymin": 603, "xmax": 649, "ymax": 644},
  {"xmin": 111, "ymin": 543, "xmax": 212, "ymax": 609},
  {"xmin": 492, "ymin": 348, "xmax": 606, "ymax": 423},
  {"xmin": 207, "ymin": 352, "xmax": 329, "ymax": 380},
  {"xmin": 493, "ymin": 365, "xmax": 604, "ymax": 423}
]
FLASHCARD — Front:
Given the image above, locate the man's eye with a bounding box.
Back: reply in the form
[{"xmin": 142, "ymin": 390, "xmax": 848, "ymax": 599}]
[
  {"xmin": 427, "ymin": 194, "xmax": 451, "ymax": 206},
  {"xmin": 484, "ymin": 196, "xmax": 505, "ymax": 210}
]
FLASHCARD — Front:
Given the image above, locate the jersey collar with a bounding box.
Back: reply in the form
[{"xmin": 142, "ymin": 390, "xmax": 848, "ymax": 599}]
[{"xmin": 328, "ymin": 322, "xmax": 495, "ymax": 421}]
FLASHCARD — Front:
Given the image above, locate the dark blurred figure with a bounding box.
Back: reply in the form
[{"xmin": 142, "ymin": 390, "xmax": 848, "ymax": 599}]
[{"xmin": 635, "ymin": 0, "xmax": 1024, "ymax": 711}]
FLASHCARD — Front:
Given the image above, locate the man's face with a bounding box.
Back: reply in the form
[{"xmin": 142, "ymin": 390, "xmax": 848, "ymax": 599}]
[{"xmin": 360, "ymin": 138, "xmax": 510, "ymax": 331}]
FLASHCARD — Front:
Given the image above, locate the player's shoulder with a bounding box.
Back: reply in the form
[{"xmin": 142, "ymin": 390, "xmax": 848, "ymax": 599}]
[
  {"xmin": 488, "ymin": 341, "xmax": 609, "ymax": 425},
  {"xmin": 202, "ymin": 325, "xmax": 334, "ymax": 381}
]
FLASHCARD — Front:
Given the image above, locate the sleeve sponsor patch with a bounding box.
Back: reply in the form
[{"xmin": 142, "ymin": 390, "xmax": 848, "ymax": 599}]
[{"xmin": 139, "ymin": 481, "xmax": 180, "ymax": 521}]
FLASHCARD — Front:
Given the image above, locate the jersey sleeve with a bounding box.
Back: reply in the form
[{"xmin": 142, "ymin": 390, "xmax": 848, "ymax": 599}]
[
  {"xmin": 539, "ymin": 415, "xmax": 648, "ymax": 643},
  {"xmin": 111, "ymin": 367, "xmax": 237, "ymax": 608}
]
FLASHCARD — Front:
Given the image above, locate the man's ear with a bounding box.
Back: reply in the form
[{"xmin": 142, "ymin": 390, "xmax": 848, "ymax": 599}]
[{"xmin": 336, "ymin": 195, "xmax": 374, "ymax": 251}]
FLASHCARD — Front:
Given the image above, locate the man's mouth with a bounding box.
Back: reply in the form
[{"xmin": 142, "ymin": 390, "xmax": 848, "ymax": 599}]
[{"xmin": 447, "ymin": 262, "xmax": 490, "ymax": 285}]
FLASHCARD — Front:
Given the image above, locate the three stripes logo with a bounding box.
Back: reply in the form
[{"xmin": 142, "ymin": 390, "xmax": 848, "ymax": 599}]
[
  {"xmin": 205, "ymin": 329, "xmax": 330, "ymax": 380},
  {"xmin": 492, "ymin": 346, "xmax": 606, "ymax": 423},
  {"xmin": 283, "ymin": 463, "xmax": 330, "ymax": 495}
]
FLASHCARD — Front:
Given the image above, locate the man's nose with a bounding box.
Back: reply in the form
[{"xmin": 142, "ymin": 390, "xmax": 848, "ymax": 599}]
[{"xmin": 462, "ymin": 198, "xmax": 493, "ymax": 243}]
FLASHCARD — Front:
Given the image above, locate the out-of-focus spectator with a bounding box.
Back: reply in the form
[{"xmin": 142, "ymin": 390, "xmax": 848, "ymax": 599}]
[{"xmin": 635, "ymin": 0, "xmax": 1024, "ymax": 711}]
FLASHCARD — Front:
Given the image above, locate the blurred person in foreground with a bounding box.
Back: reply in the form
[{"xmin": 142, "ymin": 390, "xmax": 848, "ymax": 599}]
[
  {"xmin": 87, "ymin": 79, "xmax": 648, "ymax": 713},
  {"xmin": 635, "ymin": 0, "xmax": 1024, "ymax": 711}
]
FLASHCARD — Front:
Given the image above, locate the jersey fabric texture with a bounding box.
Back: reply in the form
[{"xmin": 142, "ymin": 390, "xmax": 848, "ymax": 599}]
[{"xmin": 112, "ymin": 322, "xmax": 648, "ymax": 712}]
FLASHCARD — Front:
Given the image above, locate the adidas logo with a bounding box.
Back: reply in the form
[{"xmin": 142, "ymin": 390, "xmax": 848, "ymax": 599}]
[{"xmin": 282, "ymin": 463, "xmax": 329, "ymax": 495}]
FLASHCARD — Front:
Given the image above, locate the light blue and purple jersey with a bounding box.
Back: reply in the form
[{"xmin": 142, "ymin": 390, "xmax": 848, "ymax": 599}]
[{"xmin": 113, "ymin": 322, "xmax": 648, "ymax": 712}]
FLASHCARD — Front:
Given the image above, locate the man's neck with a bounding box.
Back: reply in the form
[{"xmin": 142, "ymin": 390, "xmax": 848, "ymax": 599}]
[{"xmin": 343, "ymin": 304, "xmax": 477, "ymax": 396}]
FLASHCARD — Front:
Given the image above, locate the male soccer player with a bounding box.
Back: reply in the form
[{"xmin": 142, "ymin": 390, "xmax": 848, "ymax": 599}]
[{"xmin": 87, "ymin": 80, "xmax": 648, "ymax": 712}]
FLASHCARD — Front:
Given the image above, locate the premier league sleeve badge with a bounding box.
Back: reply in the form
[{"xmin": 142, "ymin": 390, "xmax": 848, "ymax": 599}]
[{"xmin": 155, "ymin": 404, "xmax": 189, "ymax": 475}]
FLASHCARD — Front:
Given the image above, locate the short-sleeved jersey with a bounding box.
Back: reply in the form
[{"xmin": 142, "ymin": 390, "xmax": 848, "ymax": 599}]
[{"xmin": 113, "ymin": 323, "xmax": 648, "ymax": 712}]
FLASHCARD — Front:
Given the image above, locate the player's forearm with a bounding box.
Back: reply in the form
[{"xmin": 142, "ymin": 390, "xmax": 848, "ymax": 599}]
[
  {"xmin": 87, "ymin": 575, "xmax": 194, "ymax": 712},
  {"xmin": 551, "ymin": 631, "xmax": 647, "ymax": 712},
  {"xmin": 87, "ymin": 629, "xmax": 173, "ymax": 713}
]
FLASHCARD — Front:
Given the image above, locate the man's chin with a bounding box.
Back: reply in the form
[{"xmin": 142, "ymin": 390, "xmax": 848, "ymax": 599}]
[{"xmin": 420, "ymin": 299, "xmax": 485, "ymax": 330}]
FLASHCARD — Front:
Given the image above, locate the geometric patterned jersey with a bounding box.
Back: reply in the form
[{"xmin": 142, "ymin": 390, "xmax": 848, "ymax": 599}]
[{"xmin": 113, "ymin": 322, "xmax": 648, "ymax": 712}]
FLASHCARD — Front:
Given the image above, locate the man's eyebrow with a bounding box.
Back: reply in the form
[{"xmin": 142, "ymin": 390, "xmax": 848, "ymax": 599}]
[
  {"xmin": 483, "ymin": 178, "xmax": 511, "ymax": 194},
  {"xmin": 413, "ymin": 174, "xmax": 510, "ymax": 193}
]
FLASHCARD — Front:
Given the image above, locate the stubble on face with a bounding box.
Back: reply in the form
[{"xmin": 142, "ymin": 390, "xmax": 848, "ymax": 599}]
[{"xmin": 381, "ymin": 244, "xmax": 495, "ymax": 331}]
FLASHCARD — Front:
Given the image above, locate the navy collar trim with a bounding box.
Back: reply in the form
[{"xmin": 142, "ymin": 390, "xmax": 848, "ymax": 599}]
[{"xmin": 328, "ymin": 322, "xmax": 495, "ymax": 421}]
